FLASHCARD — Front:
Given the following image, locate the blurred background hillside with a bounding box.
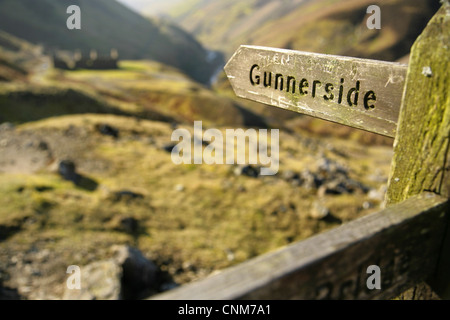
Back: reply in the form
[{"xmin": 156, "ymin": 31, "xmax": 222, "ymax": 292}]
[
  {"xmin": 0, "ymin": 0, "xmax": 441, "ymax": 299},
  {"xmin": 119, "ymin": 0, "xmax": 438, "ymax": 61}
]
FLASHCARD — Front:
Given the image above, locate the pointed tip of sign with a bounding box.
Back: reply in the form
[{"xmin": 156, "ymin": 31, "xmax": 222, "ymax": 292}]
[{"xmin": 224, "ymin": 46, "xmax": 245, "ymax": 71}]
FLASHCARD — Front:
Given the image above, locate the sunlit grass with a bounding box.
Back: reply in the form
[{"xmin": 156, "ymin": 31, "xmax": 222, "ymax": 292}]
[{"xmin": 0, "ymin": 113, "xmax": 390, "ymax": 285}]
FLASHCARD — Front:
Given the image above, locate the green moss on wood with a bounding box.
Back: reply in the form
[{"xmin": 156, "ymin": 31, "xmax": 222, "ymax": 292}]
[{"xmin": 386, "ymin": 5, "xmax": 450, "ymax": 205}]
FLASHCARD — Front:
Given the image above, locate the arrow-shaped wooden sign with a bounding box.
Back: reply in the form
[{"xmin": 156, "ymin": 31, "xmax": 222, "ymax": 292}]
[{"xmin": 224, "ymin": 45, "xmax": 408, "ymax": 137}]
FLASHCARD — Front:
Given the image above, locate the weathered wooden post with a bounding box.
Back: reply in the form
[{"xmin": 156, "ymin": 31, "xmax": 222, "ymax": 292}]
[{"xmin": 385, "ymin": 4, "xmax": 450, "ymax": 299}]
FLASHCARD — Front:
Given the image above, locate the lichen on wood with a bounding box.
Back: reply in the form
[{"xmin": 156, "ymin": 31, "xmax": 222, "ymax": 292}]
[
  {"xmin": 386, "ymin": 4, "xmax": 450, "ymax": 204},
  {"xmin": 386, "ymin": 4, "xmax": 450, "ymax": 300}
]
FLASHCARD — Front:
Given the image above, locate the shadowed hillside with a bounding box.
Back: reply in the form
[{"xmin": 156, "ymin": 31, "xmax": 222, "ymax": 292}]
[
  {"xmin": 0, "ymin": 31, "xmax": 47, "ymax": 82},
  {"xmin": 0, "ymin": 0, "xmax": 222, "ymax": 84},
  {"xmin": 245, "ymin": 0, "xmax": 441, "ymax": 62},
  {"xmin": 0, "ymin": 59, "xmax": 266, "ymax": 127},
  {"xmin": 142, "ymin": 0, "xmax": 440, "ymax": 61},
  {"xmin": 146, "ymin": 0, "xmax": 439, "ymax": 146},
  {"xmin": 124, "ymin": 0, "xmax": 440, "ymax": 143}
]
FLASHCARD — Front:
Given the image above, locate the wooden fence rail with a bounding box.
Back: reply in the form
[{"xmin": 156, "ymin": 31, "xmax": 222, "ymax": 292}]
[
  {"xmin": 150, "ymin": 4, "xmax": 449, "ymax": 300},
  {"xmin": 153, "ymin": 193, "xmax": 448, "ymax": 300}
]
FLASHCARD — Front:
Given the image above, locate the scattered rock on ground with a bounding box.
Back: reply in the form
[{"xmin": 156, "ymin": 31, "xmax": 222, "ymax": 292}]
[
  {"xmin": 112, "ymin": 245, "xmax": 159, "ymax": 299},
  {"xmin": 62, "ymin": 260, "xmax": 122, "ymax": 300},
  {"xmin": 300, "ymin": 170, "xmax": 321, "ymax": 189},
  {"xmin": 317, "ymin": 177, "xmax": 367, "ymax": 196},
  {"xmin": 234, "ymin": 165, "xmax": 259, "ymax": 178},
  {"xmin": 58, "ymin": 160, "xmax": 80, "ymax": 184},
  {"xmin": 310, "ymin": 200, "xmax": 330, "ymax": 220},
  {"xmin": 282, "ymin": 170, "xmax": 302, "ymax": 186},
  {"xmin": 0, "ymin": 285, "xmax": 21, "ymax": 300},
  {"xmin": 111, "ymin": 216, "xmax": 139, "ymax": 235},
  {"xmin": 62, "ymin": 245, "xmax": 159, "ymax": 300},
  {"xmin": 174, "ymin": 184, "xmax": 185, "ymax": 192},
  {"xmin": 0, "ymin": 131, "xmax": 53, "ymax": 173},
  {"xmin": 316, "ymin": 156, "xmax": 348, "ymax": 178},
  {"xmin": 0, "ymin": 122, "xmax": 15, "ymax": 131},
  {"xmin": 110, "ymin": 190, "xmax": 144, "ymax": 202},
  {"xmin": 37, "ymin": 141, "xmax": 49, "ymax": 151},
  {"xmin": 368, "ymin": 184, "xmax": 387, "ymax": 202},
  {"xmin": 281, "ymin": 156, "xmax": 369, "ymax": 195},
  {"xmin": 96, "ymin": 124, "xmax": 119, "ymax": 139},
  {"xmin": 162, "ymin": 144, "xmax": 177, "ymax": 153}
]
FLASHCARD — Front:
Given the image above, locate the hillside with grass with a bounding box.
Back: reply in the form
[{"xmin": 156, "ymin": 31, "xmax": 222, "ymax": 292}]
[
  {"xmin": 0, "ymin": 48, "xmax": 392, "ymax": 301},
  {"xmin": 123, "ymin": 0, "xmax": 439, "ymax": 145},
  {"xmin": 0, "ymin": 58, "xmax": 265, "ymax": 127},
  {"xmin": 0, "ymin": 54, "xmax": 394, "ymax": 299},
  {"xmin": 117, "ymin": 0, "xmax": 185, "ymax": 16},
  {"xmin": 0, "ymin": 0, "xmax": 221, "ymax": 84},
  {"xmin": 145, "ymin": 0, "xmax": 440, "ymax": 61},
  {"xmin": 0, "ymin": 111, "xmax": 392, "ymax": 299},
  {"xmin": 0, "ymin": 30, "xmax": 47, "ymax": 82},
  {"xmin": 1, "ymin": 0, "xmax": 441, "ymax": 300}
]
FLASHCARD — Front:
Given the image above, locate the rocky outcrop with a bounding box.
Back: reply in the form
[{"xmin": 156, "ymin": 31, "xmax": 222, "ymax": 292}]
[
  {"xmin": 282, "ymin": 156, "xmax": 369, "ymax": 196},
  {"xmin": 62, "ymin": 260, "xmax": 122, "ymax": 300},
  {"xmin": 62, "ymin": 245, "xmax": 160, "ymax": 300},
  {"xmin": 58, "ymin": 160, "xmax": 79, "ymax": 184},
  {"xmin": 233, "ymin": 165, "xmax": 260, "ymax": 178}
]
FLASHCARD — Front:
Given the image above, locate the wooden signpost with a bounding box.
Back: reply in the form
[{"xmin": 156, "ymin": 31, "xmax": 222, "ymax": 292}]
[
  {"xmin": 152, "ymin": 5, "xmax": 449, "ymax": 300},
  {"xmin": 225, "ymin": 46, "xmax": 407, "ymax": 137}
]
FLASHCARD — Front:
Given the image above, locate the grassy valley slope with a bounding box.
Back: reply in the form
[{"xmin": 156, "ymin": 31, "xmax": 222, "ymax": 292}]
[
  {"xmin": 149, "ymin": 0, "xmax": 440, "ymax": 61},
  {"xmin": 0, "ymin": 0, "xmax": 431, "ymax": 300},
  {"xmin": 0, "ymin": 30, "xmax": 47, "ymax": 82},
  {"xmin": 0, "ymin": 0, "xmax": 221, "ymax": 84}
]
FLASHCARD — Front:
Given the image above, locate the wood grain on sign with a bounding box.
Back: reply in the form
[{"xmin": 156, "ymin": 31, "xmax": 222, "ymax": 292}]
[
  {"xmin": 152, "ymin": 193, "xmax": 449, "ymax": 300},
  {"xmin": 225, "ymin": 46, "xmax": 407, "ymax": 137}
]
